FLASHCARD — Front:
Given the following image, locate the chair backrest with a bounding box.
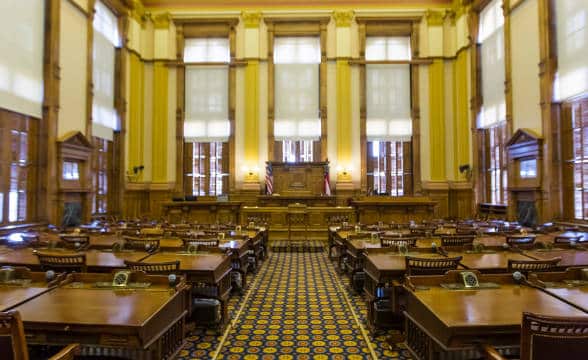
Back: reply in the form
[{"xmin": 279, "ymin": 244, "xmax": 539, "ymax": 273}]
[
  {"xmin": 405, "ymin": 256, "xmax": 462, "ymax": 276},
  {"xmin": 139, "ymin": 227, "xmax": 164, "ymax": 236},
  {"xmin": 554, "ymin": 234, "xmax": 584, "ymax": 244},
  {"xmin": 440, "ymin": 235, "xmax": 475, "ymax": 247},
  {"xmin": 123, "ymin": 236, "xmax": 160, "ymax": 252},
  {"xmin": 36, "ymin": 252, "xmax": 87, "ymax": 273},
  {"xmin": 59, "ymin": 234, "xmax": 90, "ymax": 250},
  {"xmin": 520, "ymin": 312, "xmax": 588, "ymax": 360},
  {"xmin": 507, "ymin": 258, "xmax": 560, "ymax": 275},
  {"xmin": 124, "ymin": 260, "xmax": 180, "ymax": 274},
  {"xmin": 506, "ymin": 235, "xmax": 536, "ymax": 246},
  {"xmin": 0, "ymin": 311, "xmax": 28, "ymax": 360},
  {"xmin": 380, "ymin": 236, "xmax": 417, "ymax": 248}
]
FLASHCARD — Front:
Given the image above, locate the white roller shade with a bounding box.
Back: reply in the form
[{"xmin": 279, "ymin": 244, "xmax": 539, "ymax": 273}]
[
  {"xmin": 365, "ymin": 36, "xmax": 412, "ymax": 141},
  {"xmin": 366, "ymin": 65, "xmax": 412, "ymax": 141},
  {"xmin": 92, "ymin": 1, "xmax": 119, "ymax": 137},
  {"xmin": 365, "ymin": 37, "xmax": 411, "ymax": 61},
  {"xmin": 184, "ymin": 66, "xmax": 230, "ymax": 142},
  {"xmin": 554, "ymin": 0, "xmax": 588, "ymax": 101},
  {"xmin": 0, "ymin": 0, "xmax": 45, "ymax": 118},
  {"xmin": 478, "ymin": 0, "xmax": 506, "ymax": 128},
  {"xmin": 184, "ymin": 38, "xmax": 230, "ymax": 63},
  {"xmin": 274, "ymin": 37, "xmax": 321, "ymax": 140}
]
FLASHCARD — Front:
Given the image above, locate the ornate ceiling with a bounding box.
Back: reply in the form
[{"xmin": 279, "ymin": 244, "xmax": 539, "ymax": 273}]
[{"xmin": 141, "ymin": 0, "xmax": 452, "ymax": 9}]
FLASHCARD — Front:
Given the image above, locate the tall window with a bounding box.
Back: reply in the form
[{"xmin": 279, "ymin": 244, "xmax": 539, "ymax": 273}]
[
  {"xmin": 569, "ymin": 100, "xmax": 588, "ymax": 220},
  {"xmin": 92, "ymin": 137, "xmax": 111, "ymax": 214},
  {"xmin": 91, "ymin": 1, "xmax": 119, "ymax": 214},
  {"xmin": 365, "ymin": 37, "xmax": 413, "ymax": 195},
  {"xmin": 0, "ymin": 114, "xmax": 36, "ymax": 224},
  {"xmin": 274, "ymin": 37, "xmax": 321, "ymax": 162},
  {"xmin": 478, "ymin": 0, "xmax": 507, "ymax": 204},
  {"xmin": 184, "ymin": 38, "xmax": 230, "ymax": 195}
]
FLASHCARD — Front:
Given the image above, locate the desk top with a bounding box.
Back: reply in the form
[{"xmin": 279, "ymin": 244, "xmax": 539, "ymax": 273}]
[
  {"xmin": 410, "ymin": 284, "xmax": 588, "ymax": 328},
  {"xmin": 0, "ymin": 286, "xmax": 49, "ymax": 311},
  {"xmin": 14, "ymin": 287, "xmax": 175, "ymax": 327},
  {"xmin": 447, "ymin": 251, "xmax": 532, "ymax": 271},
  {"xmin": 365, "ymin": 252, "xmax": 445, "ymax": 272},
  {"xmin": 142, "ymin": 252, "xmax": 229, "ymax": 272},
  {"xmin": 524, "ymin": 249, "xmax": 588, "ymax": 267},
  {"xmin": 0, "ymin": 248, "xmax": 150, "ymax": 269},
  {"xmin": 542, "ymin": 286, "xmax": 588, "ymax": 313}
]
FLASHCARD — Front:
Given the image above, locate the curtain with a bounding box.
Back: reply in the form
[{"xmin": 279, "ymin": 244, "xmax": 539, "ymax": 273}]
[
  {"xmin": 554, "ymin": 0, "xmax": 588, "ymax": 101},
  {"xmin": 274, "ymin": 37, "xmax": 321, "ymax": 141},
  {"xmin": 478, "ymin": 0, "xmax": 506, "ymax": 129},
  {"xmin": 184, "ymin": 38, "xmax": 230, "ymax": 63},
  {"xmin": 0, "ymin": 0, "xmax": 45, "ymax": 118},
  {"xmin": 365, "ymin": 37, "xmax": 411, "ymax": 61}
]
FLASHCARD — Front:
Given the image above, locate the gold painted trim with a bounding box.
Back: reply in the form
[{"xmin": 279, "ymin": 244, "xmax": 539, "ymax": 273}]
[
  {"xmin": 333, "ymin": 10, "xmax": 355, "ymax": 27},
  {"xmin": 242, "ymin": 11, "xmax": 262, "ymax": 28}
]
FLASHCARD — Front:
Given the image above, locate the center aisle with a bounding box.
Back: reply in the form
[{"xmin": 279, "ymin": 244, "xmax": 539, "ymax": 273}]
[{"xmin": 219, "ymin": 250, "xmax": 373, "ymax": 359}]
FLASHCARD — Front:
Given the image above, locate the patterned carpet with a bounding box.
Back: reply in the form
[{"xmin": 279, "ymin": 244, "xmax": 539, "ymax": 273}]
[{"xmin": 178, "ymin": 245, "xmax": 411, "ymax": 359}]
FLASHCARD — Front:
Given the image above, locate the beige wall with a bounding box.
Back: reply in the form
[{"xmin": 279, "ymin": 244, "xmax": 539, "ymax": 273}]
[{"xmin": 58, "ymin": 0, "xmax": 88, "ymax": 137}]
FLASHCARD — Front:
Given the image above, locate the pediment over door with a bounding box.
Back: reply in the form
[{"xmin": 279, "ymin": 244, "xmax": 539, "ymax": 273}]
[
  {"xmin": 506, "ymin": 128, "xmax": 543, "ymax": 159},
  {"xmin": 57, "ymin": 131, "xmax": 93, "ymax": 160}
]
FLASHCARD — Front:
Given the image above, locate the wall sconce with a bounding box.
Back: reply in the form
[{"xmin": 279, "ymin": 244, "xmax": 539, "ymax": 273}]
[
  {"xmin": 459, "ymin": 164, "xmax": 472, "ymax": 181},
  {"xmin": 126, "ymin": 165, "xmax": 144, "ymax": 182},
  {"xmin": 336, "ymin": 165, "xmax": 352, "ymax": 182},
  {"xmin": 242, "ymin": 165, "xmax": 259, "ymax": 182}
]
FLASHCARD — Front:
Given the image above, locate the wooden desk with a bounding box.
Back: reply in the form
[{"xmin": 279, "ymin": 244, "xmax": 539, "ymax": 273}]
[
  {"xmin": 0, "ymin": 248, "xmax": 150, "ymax": 272},
  {"xmin": 404, "ymin": 272, "xmax": 588, "ymax": 360},
  {"xmin": 529, "ymin": 268, "xmax": 588, "ymax": 313},
  {"xmin": 524, "ymin": 248, "xmax": 588, "ymax": 268},
  {"xmin": 447, "ymin": 251, "xmax": 533, "ymax": 272},
  {"xmin": 0, "ymin": 270, "xmax": 60, "ymax": 311},
  {"xmin": 350, "ymin": 197, "xmax": 437, "ymax": 223},
  {"xmin": 141, "ymin": 251, "xmax": 232, "ymax": 330},
  {"xmin": 161, "ymin": 200, "xmax": 242, "ymax": 224},
  {"xmin": 13, "ymin": 273, "xmax": 187, "ymax": 359}
]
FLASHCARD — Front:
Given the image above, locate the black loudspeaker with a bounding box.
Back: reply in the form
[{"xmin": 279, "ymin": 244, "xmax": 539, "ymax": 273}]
[{"xmin": 191, "ymin": 298, "xmax": 221, "ymax": 325}]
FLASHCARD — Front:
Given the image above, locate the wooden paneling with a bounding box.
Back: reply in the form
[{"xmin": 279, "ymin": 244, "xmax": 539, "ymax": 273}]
[
  {"xmin": 268, "ymin": 162, "xmax": 328, "ymax": 196},
  {"xmin": 350, "ymin": 197, "xmax": 437, "ymax": 223}
]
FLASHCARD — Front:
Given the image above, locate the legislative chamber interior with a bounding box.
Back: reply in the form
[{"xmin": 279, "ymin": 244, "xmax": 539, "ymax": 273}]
[{"xmin": 0, "ymin": 0, "xmax": 587, "ymax": 359}]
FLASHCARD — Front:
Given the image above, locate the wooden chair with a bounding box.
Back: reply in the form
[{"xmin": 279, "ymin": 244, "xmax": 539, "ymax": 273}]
[
  {"xmin": 124, "ymin": 260, "xmax": 180, "ymax": 274},
  {"xmin": 0, "ymin": 311, "xmax": 79, "ymax": 360},
  {"xmin": 405, "ymin": 256, "xmax": 462, "ymax": 276},
  {"xmin": 35, "ymin": 252, "xmax": 87, "ymax": 273},
  {"xmin": 481, "ymin": 312, "xmax": 588, "ymax": 360},
  {"xmin": 58, "ymin": 234, "xmax": 90, "ymax": 250},
  {"xmin": 507, "ymin": 258, "xmax": 561, "ymax": 275},
  {"xmin": 380, "ymin": 236, "xmax": 417, "ymax": 248},
  {"xmin": 440, "ymin": 234, "xmax": 475, "ymax": 247},
  {"xmin": 123, "ymin": 236, "xmax": 160, "ymax": 252},
  {"xmin": 553, "ymin": 234, "xmax": 584, "ymax": 243},
  {"xmin": 139, "ymin": 227, "xmax": 164, "ymax": 236},
  {"xmin": 181, "ymin": 237, "xmax": 219, "ymax": 250}
]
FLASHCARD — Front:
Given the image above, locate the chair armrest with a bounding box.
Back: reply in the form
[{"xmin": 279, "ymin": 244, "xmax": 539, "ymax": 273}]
[
  {"xmin": 478, "ymin": 344, "xmax": 506, "ymax": 360},
  {"xmin": 49, "ymin": 343, "xmax": 80, "ymax": 360}
]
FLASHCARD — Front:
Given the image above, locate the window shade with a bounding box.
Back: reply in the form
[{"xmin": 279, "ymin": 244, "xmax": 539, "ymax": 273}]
[
  {"xmin": 274, "ymin": 37, "xmax": 321, "ymax": 140},
  {"xmin": 478, "ymin": 0, "xmax": 506, "ymax": 128},
  {"xmin": 366, "ymin": 64, "xmax": 412, "ymax": 141},
  {"xmin": 365, "ymin": 36, "xmax": 412, "ymax": 142},
  {"xmin": 92, "ymin": 1, "xmax": 119, "ymax": 138},
  {"xmin": 554, "ymin": 0, "xmax": 588, "ymax": 101},
  {"xmin": 0, "ymin": 0, "xmax": 45, "ymax": 118},
  {"xmin": 184, "ymin": 66, "xmax": 230, "ymax": 142},
  {"xmin": 184, "ymin": 38, "xmax": 230, "ymax": 63},
  {"xmin": 365, "ymin": 37, "xmax": 411, "ymax": 61}
]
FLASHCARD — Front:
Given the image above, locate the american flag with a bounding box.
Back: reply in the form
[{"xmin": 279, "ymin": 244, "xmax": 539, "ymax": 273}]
[
  {"xmin": 324, "ymin": 163, "xmax": 331, "ymax": 196},
  {"xmin": 265, "ymin": 163, "xmax": 273, "ymax": 195}
]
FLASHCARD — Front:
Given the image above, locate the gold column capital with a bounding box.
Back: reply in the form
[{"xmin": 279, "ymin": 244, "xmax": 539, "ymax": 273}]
[
  {"xmin": 425, "ymin": 10, "xmax": 445, "ymax": 26},
  {"xmin": 127, "ymin": 0, "xmax": 145, "ymax": 24},
  {"xmin": 242, "ymin": 11, "xmax": 262, "ymax": 29},
  {"xmin": 333, "ymin": 10, "xmax": 354, "ymax": 27},
  {"xmin": 153, "ymin": 12, "xmax": 172, "ymax": 29}
]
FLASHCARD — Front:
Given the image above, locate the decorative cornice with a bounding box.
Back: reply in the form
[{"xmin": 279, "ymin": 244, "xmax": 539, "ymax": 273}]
[
  {"xmin": 443, "ymin": 9, "xmax": 456, "ymax": 24},
  {"xmin": 127, "ymin": 0, "xmax": 145, "ymax": 24},
  {"xmin": 425, "ymin": 10, "xmax": 445, "ymax": 26},
  {"xmin": 333, "ymin": 10, "xmax": 354, "ymax": 27},
  {"xmin": 242, "ymin": 11, "xmax": 262, "ymax": 28},
  {"xmin": 152, "ymin": 12, "xmax": 172, "ymax": 28}
]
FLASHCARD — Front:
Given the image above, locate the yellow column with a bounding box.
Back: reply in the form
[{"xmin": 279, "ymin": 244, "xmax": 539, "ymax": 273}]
[
  {"xmin": 128, "ymin": 52, "xmax": 144, "ymax": 180},
  {"xmin": 454, "ymin": 50, "xmax": 470, "ymax": 180},
  {"xmin": 242, "ymin": 11, "xmax": 262, "ymax": 190},
  {"xmin": 429, "ymin": 59, "xmax": 446, "ymax": 180},
  {"xmin": 334, "ymin": 10, "xmax": 354, "ymax": 189},
  {"xmin": 152, "ymin": 61, "xmax": 168, "ymax": 183}
]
